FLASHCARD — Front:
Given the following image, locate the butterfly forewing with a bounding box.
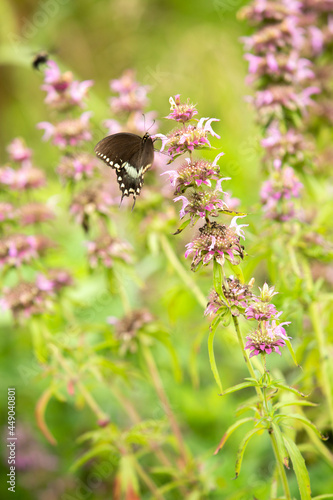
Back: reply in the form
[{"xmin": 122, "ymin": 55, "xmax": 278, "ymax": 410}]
[{"xmin": 94, "ymin": 132, "xmax": 154, "ymax": 202}]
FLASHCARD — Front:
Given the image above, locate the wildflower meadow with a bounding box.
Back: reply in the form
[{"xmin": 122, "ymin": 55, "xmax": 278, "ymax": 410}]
[{"xmin": 1, "ymin": 1, "xmax": 333, "ymax": 499}]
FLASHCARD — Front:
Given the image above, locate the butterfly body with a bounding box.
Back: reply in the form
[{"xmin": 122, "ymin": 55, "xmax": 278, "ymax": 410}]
[{"xmin": 94, "ymin": 132, "xmax": 154, "ymax": 203}]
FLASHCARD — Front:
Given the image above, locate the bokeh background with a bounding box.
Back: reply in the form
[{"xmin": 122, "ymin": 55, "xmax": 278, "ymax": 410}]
[{"xmin": 1, "ymin": 0, "xmax": 331, "ymax": 499}]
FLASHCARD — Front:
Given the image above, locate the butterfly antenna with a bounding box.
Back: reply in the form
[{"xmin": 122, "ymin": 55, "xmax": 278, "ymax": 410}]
[{"xmin": 142, "ymin": 113, "xmax": 146, "ymax": 132}]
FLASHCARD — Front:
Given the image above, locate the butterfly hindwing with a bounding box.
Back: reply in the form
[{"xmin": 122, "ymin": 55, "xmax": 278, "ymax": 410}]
[{"xmin": 94, "ymin": 132, "xmax": 154, "ymax": 202}]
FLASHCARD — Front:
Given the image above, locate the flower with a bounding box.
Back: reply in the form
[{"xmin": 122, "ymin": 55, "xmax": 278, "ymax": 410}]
[
  {"xmin": 245, "ymin": 301, "xmax": 280, "ymax": 321},
  {"xmin": 0, "ymin": 203, "xmax": 16, "ymax": 223},
  {"xmin": 0, "ymin": 234, "xmax": 38, "ymax": 268},
  {"xmin": 37, "ymin": 111, "xmax": 92, "ymax": 148},
  {"xmin": 36, "ymin": 268, "xmax": 73, "ymax": 292},
  {"xmin": 166, "ymin": 95, "xmax": 198, "ymax": 123},
  {"xmin": 0, "ymin": 280, "xmax": 53, "ymax": 321},
  {"xmin": 205, "ymin": 277, "xmax": 254, "ymax": 317},
  {"xmin": 108, "ymin": 309, "xmax": 154, "ymax": 354},
  {"xmin": 7, "ymin": 138, "xmax": 32, "ymax": 166},
  {"xmin": 87, "ymin": 234, "xmax": 133, "ymax": 268},
  {"xmin": 109, "ymin": 69, "xmax": 150, "ymax": 113},
  {"xmin": 245, "ymin": 320, "xmax": 291, "ymax": 357},
  {"xmin": 70, "ymin": 183, "xmax": 116, "ymax": 226},
  {"xmin": 57, "ymin": 153, "xmax": 99, "ymax": 181},
  {"xmin": 174, "ymin": 190, "xmax": 227, "ymax": 219},
  {"xmin": 18, "ymin": 203, "xmax": 55, "ymax": 226},
  {"xmin": 0, "ymin": 166, "xmax": 46, "ymax": 190},
  {"xmin": 185, "ymin": 221, "xmax": 245, "ymax": 270},
  {"xmin": 161, "ymin": 157, "xmax": 222, "ymax": 192},
  {"xmin": 41, "ymin": 60, "xmax": 93, "ymax": 110}
]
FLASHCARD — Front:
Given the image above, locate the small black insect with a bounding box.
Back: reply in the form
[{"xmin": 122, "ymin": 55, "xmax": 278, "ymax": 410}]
[
  {"xmin": 94, "ymin": 132, "xmax": 154, "ymax": 206},
  {"xmin": 32, "ymin": 51, "xmax": 49, "ymax": 70}
]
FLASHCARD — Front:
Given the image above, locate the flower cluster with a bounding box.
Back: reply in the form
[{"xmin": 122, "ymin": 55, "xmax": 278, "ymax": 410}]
[
  {"xmin": 239, "ymin": 0, "xmax": 320, "ymax": 221},
  {"xmin": 108, "ymin": 309, "xmax": 154, "ymax": 354},
  {"xmin": 162, "ymin": 94, "xmax": 290, "ymax": 360},
  {"xmin": 41, "ymin": 60, "xmax": 93, "ymax": 110},
  {"xmin": 87, "ymin": 234, "xmax": 133, "ymax": 268},
  {"xmin": 109, "ymin": 69, "xmax": 150, "ymax": 114}
]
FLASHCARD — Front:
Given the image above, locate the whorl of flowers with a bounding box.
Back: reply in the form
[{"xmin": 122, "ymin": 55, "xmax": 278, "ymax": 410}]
[
  {"xmin": 87, "ymin": 234, "xmax": 133, "ymax": 268},
  {"xmin": 239, "ymin": 0, "xmax": 320, "ymax": 222}
]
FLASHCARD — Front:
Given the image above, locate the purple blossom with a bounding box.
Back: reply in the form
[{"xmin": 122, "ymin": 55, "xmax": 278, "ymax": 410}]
[
  {"xmin": 18, "ymin": 203, "xmax": 55, "ymax": 226},
  {"xmin": 57, "ymin": 153, "xmax": 99, "ymax": 181},
  {"xmin": 70, "ymin": 183, "xmax": 116, "ymax": 226},
  {"xmin": 166, "ymin": 95, "xmax": 198, "ymax": 123},
  {"xmin": 0, "ymin": 166, "xmax": 46, "ymax": 190},
  {"xmin": 38, "ymin": 111, "xmax": 92, "ymax": 148},
  {"xmin": 0, "ymin": 203, "xmax": 16, "ymax": 223},
  {"xmin": 87, "ymin": 234, "xmax": 133, "ymax": 268},
  {"xmin": 245, "ymin": 320, "xmax": 291, "ymax": 357},
  {"xmin": 1, "ymin": 280, "xmax": 53, "ymax": 321},
  {"xmin": 7, "ymin": 138, "xmax": 32, "ymax": 166},
  {"xmin": 109, "ymin": 69, "xmax": 150, "ymax": 113},
  {"xmin": 205, "ymin": 278, "xmax": 254, "ymax": 318},
  {"xmin": 185, "ymin": 221, "xmax": 245, "ymax": 270}
]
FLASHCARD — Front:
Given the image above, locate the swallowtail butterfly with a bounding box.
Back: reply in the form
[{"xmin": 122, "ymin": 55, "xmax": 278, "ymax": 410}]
[{"xmin": 94, "ymin": 132, "xmax": 154, "ymax": 206}]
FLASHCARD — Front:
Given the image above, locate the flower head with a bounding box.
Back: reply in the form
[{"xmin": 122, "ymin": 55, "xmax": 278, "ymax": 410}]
[
  {"xmin": 185, "ymin": 221, "xmax": 245, "ymax": 270},
  {"xmin": 57, "ymin": 153, "xmax": 99, "ymax": 181},
  {"xmin": 70, "ymin": 183, "xmax": 116, "ymax": 226},
  {"xmin": 18, "ymin": 203, "xmax": 55, "ymax": 226},
  {"xmin": 7, "ymin": 138, "xmax": 32, "ymax": 166},
  {"xmin": 108, "ymin": 309, "xmax": 154, "ymax": 354},
  {"xmin": 1, "ymin": 280, "xmax": 53, "ymax": 321},
  {"xmin": 37, "ymin": 111, "xmax": 92, "ymax": 148},
  {"xmin": 245, "ymin": 320, "xmax": 291, "ymax": 357},
  {"xmin": 87, "ymin": 234, "xmax": 133, "ymax": 268},
  {"xmin": 205, "ymin": 277, "xmax": 254, "ymax": 318},
  {"xmin": 166, "ymin": 95, "xmax": 198, "ymax": 123}
]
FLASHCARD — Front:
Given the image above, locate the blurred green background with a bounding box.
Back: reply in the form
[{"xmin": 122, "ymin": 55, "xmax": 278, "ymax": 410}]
[{"xmin": 2, "ymin": 1, "xmax": 331, "ymax": 499}]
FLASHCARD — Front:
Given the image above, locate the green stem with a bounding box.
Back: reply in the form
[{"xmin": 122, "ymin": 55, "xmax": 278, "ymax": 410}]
[
  {"xmin": 133, "ymin": 460, "xmax": 165, "ymax": 500},
  {"xmin": 232, "ymin": 316, "xmax": 263, "ymax": 400},
  {"xmin": 160, "ymin": 234, "xmax": 207, "ymax": 308},
  {"xmin": 302, "ymin": 259, "xmax": 333, "ymax": 431},
  {"xmin": 269, "ymin": 432, "xmax": 292, "ymax": 500},
  {"xmin": 142, "ymin": 345, "xmax": 189, "ymax": 467}
]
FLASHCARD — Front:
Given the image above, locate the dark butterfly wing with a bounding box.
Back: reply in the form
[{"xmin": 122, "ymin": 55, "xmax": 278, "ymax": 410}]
[{"xmin": 94, "ymin": 132, "xmax": 154, "ymax": 203}]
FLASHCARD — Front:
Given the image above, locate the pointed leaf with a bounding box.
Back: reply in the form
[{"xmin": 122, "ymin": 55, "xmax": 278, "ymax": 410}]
[
  {"xmin": 271, "ymin": 422, "xmax": 289, "ymax": 469},
  {"xmin": 283, "ymin": 435, "xmax": 311, "ymax": 500},
  {"xmin": 234, "ymin": 427, "xmax": 263, "ymax": 478},
  {"xmin": 173, "ymin": 218, "xmax": 191, "ymax": 235},
  {"xmin": 208, "ymin": 322, "xmax": 223, "ymax": 393},
  {"xmin": 214, "ymin": 417, "xmax": 254, "ymax": 455},
  {"xmin": 35, "ymin": 387, "xmax": 57, "ymax": 445},
  {"xmin": 278, "ymin": 414, "xmax": 327, "ymax": 440},
  {"xmin": 220, "ymin": 381, "xmax": 258, "ymax": 396}
]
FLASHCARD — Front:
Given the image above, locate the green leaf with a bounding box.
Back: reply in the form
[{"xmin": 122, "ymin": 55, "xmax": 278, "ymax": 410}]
[
  {"xmin": 227, "ymin": 261, "xmax": 244, "ymax": 282},
  {"xmin": 208, "ymin": 322, "xmax": 223, "ymax": 393},
  {"xmin": 214, "ymin": 417, "xmax": 254, "ymax": 455},
  {"xmin": 272, "ymin": 382, "xmax": 307, "ymax": 398},
  {"xmin": 213, "ymin": 259, "xmax": 224, "ymax": 298},
  {"xmin": 142, "ymin": 330, "xmax": 182, "ymax": 383},
  {"xmin": 30, "ymin": 319, "xmax": 48, "ymax": 363},
  {"xmin": 220, "ymin": 381, "xmax": 258, "ymax": 396},
  {"xmin": 70, "ymin": 444, "xmax": 117, "ymax": 472},
  {"xmin": 284, "ymin": 337, "xmax": 299, "ymax": 367},
  {"xmin": 278, "ymin": 414, "xmax": 327, "ymax": 440},
  {"xmin": 273, "ymin": 401, "xmax": 318, "ymax": 411},
  {"xmin": 283, "ymin": 435, "xmax": 311, "ymax": 500},
  {"xmin": 234, "ymin": 427, "xmax": 263, "ymax": 478},
  {"xmin": 35, "ymin": 387, "xmax": 57, "ymax": 446},
  {"xmin": 173, "ymin": 218, "xmax": 191, "ymax": 235},
  {"xmin": 271, "ymin": 422, "xmax": 289, "ymax": 469}
]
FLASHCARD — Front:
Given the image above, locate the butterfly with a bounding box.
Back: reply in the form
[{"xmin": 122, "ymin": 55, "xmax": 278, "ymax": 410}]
[
  {"xmin": 32, "ymin": 51, "xmax": 49, "ymax": 70},
  {"xmin": 94, "ymin": 132, "xmax": 154, "ymax": 206}
]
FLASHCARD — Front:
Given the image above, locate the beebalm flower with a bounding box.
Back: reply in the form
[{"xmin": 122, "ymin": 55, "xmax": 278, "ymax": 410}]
[
  {"xmin": 41, "ymin": 60, "xmax": 93, "ymax": 110},
  {"xmin": 239, "ymin": 0, "xmax": 301, "ymax": 24},
  {"xmin": 245, "ymin": 52, "xmax": 314, "ymax": 84},
  {"xmin": 205, "ymin": 277, "xmax": 254, "ymax": 317},
  {"xmin": 70, "ymin": 183, "xmax": 116, "ymax": 225},
  {"xmin": 7, "ymin": 138, "xmax": 32, "ymax": 166},
  {"xmin": 174, "ymin": 190, "xmax": 227, "ymax": 219},
  {"xmin": 162, "ymin": 153, "xmax": 224, "ymax": 192},
  {"xmin": 185, "ymin": 217, "xmax": 247, "ymax": 270},
  {"xmin": 245, "ymin": 301, "xmax": 280, "ymax": 320},
  {"xmin": 108, "ymin": 309, "xmax": 154, "ymax": 354},
  {"xmin": 57, "ymin": 153, "xmax": 99, "ymax": 181},
  {"xmin": 0, "ymin": 203, "xmax": 16, "ymax": 223},
  {"xmin": 260, "ymin": 166, "xmax": 303, "ymax": 220},
  {"xmin": 0, "ymin": 234, "xmax": 38, "ymax": 268},
  {"xmin": 0, "ymin": 281, "xmax": 53, "ymax": 321},
  {"xmin": 37, "ymin": 111, "xmax": 92, "ymax": 148},
  {"xmin": 87, "ymin": 234, "xmax": 133, "ymax": 268},
  {"xmin": 245, "ymin": 320, "xmax": 291, "ymax": 357},
  {"xmin": 160, "ymin": 117, "xmax": 220, "ymax": 159},
  {"xmin": 18, "ymin": 203, "xmax": 55, "ymax": 226},
  {"xmin": 166, "ymin": 94, "xmax": 198, "ymax": 123},
  {"xmin": 261, "ymin": 123, "xmax": 309, "ymax": 167},
  {"xmin": 109, "ymin": 70, "xmax": 150, "ymax": 113},
  {"xmin": 0, "ymin": 166, "xmax": 46, "ymax": 190},
  {"xmin": 36, "ymin": 268, "xmax": 73, "ymax": 292}
]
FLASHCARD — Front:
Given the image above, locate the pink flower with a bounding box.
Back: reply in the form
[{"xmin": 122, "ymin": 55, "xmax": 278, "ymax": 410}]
[
  {"xmin": 7, "ymin": 138, "xmax": 32, "ymax": 166},
  {"xmin": 87, "ymin": 235, "xmax": 133, "ymax": 268},
  {"xmin": 245, "ymin": 320, "xmax": 291, "ymax": 357},
  {"xmin": 166, "ymin": 95, "xmax": 198, "ymax": 123},
  {"xmin": 38, "ymin": 112, "xmax": 92, "ymax": 148}
]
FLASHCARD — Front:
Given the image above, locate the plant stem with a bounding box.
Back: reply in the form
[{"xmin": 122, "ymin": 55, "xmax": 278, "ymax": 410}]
[
  {"xmin": 269, "ymin": 432, "xmax": 291, "ymax": 500},
  {"xmin": 133, "ymin": 459, "xmax": 166, "ymax": 500},
  {"xmin": 142, "ymin": 344, "xmax": 188, "ymax": 467},
  {"xmin": 160, "ymin": 234, "xmax": 207, "ymax": 308},
  {"xmin": 302, "ymin": 258, "xmax": 333, "ymax": 431},
  {"xmin": 232, "ymin": 316, "xmax": 263, "ymax": 400}
]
